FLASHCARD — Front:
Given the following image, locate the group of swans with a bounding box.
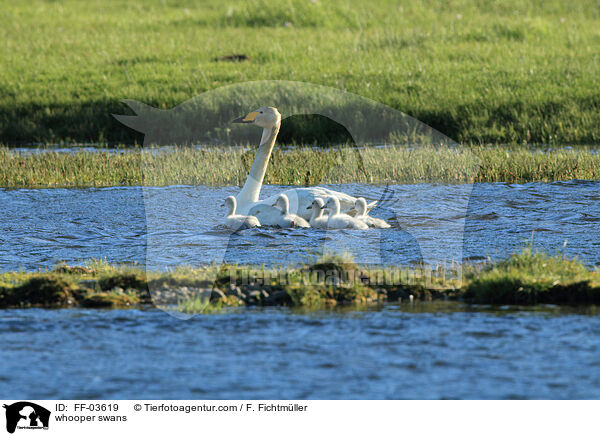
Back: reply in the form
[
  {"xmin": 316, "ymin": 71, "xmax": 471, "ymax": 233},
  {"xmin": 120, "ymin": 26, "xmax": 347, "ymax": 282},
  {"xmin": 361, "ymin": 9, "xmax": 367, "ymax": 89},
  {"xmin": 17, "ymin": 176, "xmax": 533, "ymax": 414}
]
[
  {"xmin": 224, "ymin": 192, "xmax": 387, "ymax": 230},
  {"xmin": 221, "ymin": 106, "xmax": 391, "ymax": 231}
]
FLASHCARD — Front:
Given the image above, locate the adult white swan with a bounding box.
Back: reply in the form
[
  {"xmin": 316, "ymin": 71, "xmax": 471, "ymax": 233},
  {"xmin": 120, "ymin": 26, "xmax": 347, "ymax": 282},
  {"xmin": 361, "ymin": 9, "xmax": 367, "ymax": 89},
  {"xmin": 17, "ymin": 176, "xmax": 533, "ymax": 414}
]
[
  {"xmin": 322, "ymin": 197, "xmax": 368, "ymax": 230},
  {"xmin": 222, "ymin": 196, "xmax": 261, "ymax": 230},
  {"xmin": 232, "ymin": 107, "xmax": 376, "ymax": 219},
  {"xmin": 354, "ymin": 197, "xmax": 391, "ymax": 228}
]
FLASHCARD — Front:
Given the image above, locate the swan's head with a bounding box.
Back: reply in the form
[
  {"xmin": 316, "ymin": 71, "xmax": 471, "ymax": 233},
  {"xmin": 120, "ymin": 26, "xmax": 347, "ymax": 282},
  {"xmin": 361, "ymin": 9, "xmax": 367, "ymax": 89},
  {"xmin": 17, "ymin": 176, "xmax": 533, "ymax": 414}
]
[
  {"xmin": 355, "ymin": 197, "xmax": 368, "ymax": 216},
  {"xmin": 307, "ymin": 197, "xmax": 325, "ymax": 211},
  {"xmin": 232, "ymin": 106, "xmax": 281, "ymax": 128},
  {"xmin": 322, "ymin": 197, "xmax": 340, "ymax": 213},
  {"xmin": 223, "ymin": 196, "xmax": 236, "ymax": 214},
  {"xmin": 272, "ymin": 194, "xmax": 289, "ymax": 214}
]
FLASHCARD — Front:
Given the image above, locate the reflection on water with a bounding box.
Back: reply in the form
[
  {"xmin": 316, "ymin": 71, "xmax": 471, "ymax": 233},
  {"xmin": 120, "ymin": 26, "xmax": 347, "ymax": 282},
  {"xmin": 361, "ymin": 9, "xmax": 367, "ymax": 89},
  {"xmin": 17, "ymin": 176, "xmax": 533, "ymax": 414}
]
[
  {"xmin": 0, "ymin": 181, "xmax": 598, "ymax": 271},
  {"xmin": 2, "ymin": 303, "xmax": 600, "ymax": 399}
]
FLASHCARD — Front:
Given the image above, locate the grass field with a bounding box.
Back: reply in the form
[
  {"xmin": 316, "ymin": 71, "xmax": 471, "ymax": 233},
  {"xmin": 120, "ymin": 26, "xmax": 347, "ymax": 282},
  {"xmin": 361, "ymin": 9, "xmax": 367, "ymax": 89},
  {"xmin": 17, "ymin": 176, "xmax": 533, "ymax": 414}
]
[
  {"xmin": 1, "ymin": 145, "xmax": 598, "ymax": 187},
  {"xmin": 1, "ymin": 0, "xmax": 600, "ymax": 145},
  {"xmin": 1, "ymin": 249, "xmax": 598, "ymax": 310}
]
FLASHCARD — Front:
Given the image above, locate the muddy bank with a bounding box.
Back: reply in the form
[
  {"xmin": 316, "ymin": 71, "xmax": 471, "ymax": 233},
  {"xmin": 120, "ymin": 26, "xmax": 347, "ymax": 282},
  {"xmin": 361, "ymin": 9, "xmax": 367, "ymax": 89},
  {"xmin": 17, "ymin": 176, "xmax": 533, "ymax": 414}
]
[{"xmin": 1, "ymin": 250, "xmax": 598, "ymax": 311}]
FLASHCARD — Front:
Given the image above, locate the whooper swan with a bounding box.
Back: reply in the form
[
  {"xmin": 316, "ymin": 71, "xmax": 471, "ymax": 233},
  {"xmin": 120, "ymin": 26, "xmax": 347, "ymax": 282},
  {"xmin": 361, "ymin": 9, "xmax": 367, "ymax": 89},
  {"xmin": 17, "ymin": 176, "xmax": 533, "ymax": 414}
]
[
  {"xmin": 223, "ymin": 196, "xmax": 261, "ymax": 230},
  {"xmin": 355, "ymin": 197, "xmax": 392, "ymax": 229},
  {"xmin": 232, "ymin": 107, "xmax": 377, "ymax": 219},
  {"xmin": 271, "ymin": 193, "xmax": 310, "ymax": 228},
  {"xmin": 322, "ymin": 197, "xmax": 368, "ymax": 230},
  {"xmin": 306, "ymin": 198, "xmax": 329, "ymax": 229},
  {"xmin": 246, "ymin": 203, "xmax": 285, "ymax": 227}
]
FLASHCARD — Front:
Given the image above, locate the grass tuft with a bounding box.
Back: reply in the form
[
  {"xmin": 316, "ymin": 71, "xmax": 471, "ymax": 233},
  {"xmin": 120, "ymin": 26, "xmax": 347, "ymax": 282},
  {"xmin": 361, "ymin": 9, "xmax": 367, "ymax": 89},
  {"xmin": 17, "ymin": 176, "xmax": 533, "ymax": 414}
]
[{"xmin": 465, "ymin": 247, "xmax": 600, "ymax": 305}]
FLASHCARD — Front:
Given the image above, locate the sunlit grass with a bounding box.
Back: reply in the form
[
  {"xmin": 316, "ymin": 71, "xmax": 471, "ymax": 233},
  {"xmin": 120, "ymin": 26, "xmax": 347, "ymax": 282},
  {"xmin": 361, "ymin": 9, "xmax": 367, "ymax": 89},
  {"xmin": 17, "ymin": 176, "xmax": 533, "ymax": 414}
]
[
  {"xmin": 1, "ymin": 0, "xmax": 600, "ymax": 144},
  {"xmin": 1, "ymin": 249, "xmax": 598, "ymax": 309},
  {"xmin": 464, "ymin": 246, "xmax": 600, "ymax": 305},
  {"xmin": 1, "ymin": 144, "xmax": 598, "ymax": 187}
]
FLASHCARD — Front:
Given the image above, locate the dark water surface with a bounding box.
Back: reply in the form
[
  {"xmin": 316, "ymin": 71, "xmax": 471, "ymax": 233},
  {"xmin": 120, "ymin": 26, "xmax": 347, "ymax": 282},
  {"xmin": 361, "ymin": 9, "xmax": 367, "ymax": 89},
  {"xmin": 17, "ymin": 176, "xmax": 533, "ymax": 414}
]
[
  {"xmin": 1, "ymin": 181, "xmax": 599, "ymax": 271},
  {"xmin": 2, "ymin": 304, "xmax": 600, "ymax": 399}
]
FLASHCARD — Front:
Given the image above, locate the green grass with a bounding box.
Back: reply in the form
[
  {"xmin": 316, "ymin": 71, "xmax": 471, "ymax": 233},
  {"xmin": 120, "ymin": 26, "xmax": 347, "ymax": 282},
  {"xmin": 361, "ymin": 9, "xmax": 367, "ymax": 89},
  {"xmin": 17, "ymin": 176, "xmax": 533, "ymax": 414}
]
[
  {"xmin": 1, "ymin": 249, "xmax": 598, "ymax": 310},
  {"xmin": 464, "ymin": 247, "xmax": 600, "ymax": 305},
  {"xmin": 1, "ymin": 0, "xmax": 600, "ymax": 144},
  {"xmin": 1, "ymin": 144, "xmax": 599, "ymax": 187}
]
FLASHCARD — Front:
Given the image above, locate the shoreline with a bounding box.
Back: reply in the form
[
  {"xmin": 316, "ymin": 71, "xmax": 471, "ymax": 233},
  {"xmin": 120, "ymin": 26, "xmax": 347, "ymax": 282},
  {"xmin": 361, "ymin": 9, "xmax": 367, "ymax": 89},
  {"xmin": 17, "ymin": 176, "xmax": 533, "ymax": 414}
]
[{"xmin": 1, "ymin": 250, "xmax": 598, "ymax": 311}]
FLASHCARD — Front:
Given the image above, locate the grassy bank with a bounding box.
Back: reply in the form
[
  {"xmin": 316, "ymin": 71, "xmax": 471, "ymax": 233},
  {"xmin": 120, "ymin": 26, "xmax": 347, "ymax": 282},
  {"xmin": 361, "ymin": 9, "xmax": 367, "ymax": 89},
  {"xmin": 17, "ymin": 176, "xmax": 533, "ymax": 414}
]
[
  {"xmin": 2, "ymin": 145, "xmax": 599, "ymax": 187},
  {"xmin": 1, "ymin": 0, "xmax": 600, "ymax": 144},
  {"xmin": 1, "ymin": 250, "xmax": 598, "ymax": 311}
]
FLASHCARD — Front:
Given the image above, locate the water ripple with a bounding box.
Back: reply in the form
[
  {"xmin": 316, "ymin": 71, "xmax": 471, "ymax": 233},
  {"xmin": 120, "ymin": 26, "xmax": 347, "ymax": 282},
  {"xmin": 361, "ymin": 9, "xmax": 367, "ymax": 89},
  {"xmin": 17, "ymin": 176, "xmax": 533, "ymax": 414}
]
[
  {"xmin": 4, "ymin": 306, "xmax": 594, "ymax": 398},
  {"xmin": 0, "ymin": 181, "xmax": 599, "ymax": 270}
]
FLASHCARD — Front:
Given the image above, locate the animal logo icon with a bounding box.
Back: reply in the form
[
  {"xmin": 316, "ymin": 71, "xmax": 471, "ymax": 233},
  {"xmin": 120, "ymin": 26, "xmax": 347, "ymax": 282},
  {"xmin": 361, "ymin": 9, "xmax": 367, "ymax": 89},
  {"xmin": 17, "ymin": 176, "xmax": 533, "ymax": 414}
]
[{"xmin": 3, "ymin": 402, "xmax": 50, "ymax": 434}]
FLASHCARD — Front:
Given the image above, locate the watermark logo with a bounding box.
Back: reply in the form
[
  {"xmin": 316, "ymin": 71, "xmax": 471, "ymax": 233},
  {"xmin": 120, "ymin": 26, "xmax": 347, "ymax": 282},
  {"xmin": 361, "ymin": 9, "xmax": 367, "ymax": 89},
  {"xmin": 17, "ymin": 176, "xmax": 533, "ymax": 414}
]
[
  {"xmin": 3, "ymin": 402, "xmax": 50, "ymax": 434},
  {"xmin": 114, "ymin": 80, "xmax": 480, "ymax": 316}
]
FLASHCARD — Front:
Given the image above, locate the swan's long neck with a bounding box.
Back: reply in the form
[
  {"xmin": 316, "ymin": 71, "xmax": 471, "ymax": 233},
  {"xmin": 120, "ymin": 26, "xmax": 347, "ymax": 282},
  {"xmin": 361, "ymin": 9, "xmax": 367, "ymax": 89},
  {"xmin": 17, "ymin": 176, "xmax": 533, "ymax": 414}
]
[
  {"xmin": 330, "ymin": 200, "xmax": 341, "ymax": 216},
  {"xmin": 237, "ymin": 123, "xmax": 280, "ymax": 206},
  {"xmin": 226, "ymin": 199, "xmax": 236, "ymax": 217},
  {"xmin": 357, "ymin": 200, "xmax": 367, "ymax": 217},
  {"xmin": 279, "ymin": 196, "xmax": 289, "ymax": 214},
  {"xmin": 311, "ymin": 205, "xmax": 323, "ymax": 220}
]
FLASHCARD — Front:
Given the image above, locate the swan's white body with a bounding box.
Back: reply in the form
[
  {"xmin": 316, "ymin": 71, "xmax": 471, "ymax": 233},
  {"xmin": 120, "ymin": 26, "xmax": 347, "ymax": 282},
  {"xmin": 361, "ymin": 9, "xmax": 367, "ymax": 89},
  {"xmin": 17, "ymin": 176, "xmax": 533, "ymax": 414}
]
[
  {"xmin": 246, "ymin": 203, "xmax": 284, "ymax": 227},
  {"xmin": 322, "ymin": 197, "xmax": 368, "ymax": 230},
  {"xmin": 223, "ymin": 196, "xmax": 261, "ymax": 230},
  {"xmin": 269, "ymin": 194, "xmax": 310, "ymax": 228},
  {"xmin": 307, "ymin": 198, "xmax": 329, "ymax": 229},
  {"xmin": 244, "ymin": 187, "xmax": 364, "ymax": 221},
  {"xmin": 250, "ymin": 187, "xmax": 366, "ymax": 221},
  {"xmin": 232, "ymin": 107, "xmax": 376, "ymax": 220},
  {"xmin": 355, "ymin": 197, "xmax": 391, "ymax": 229}
]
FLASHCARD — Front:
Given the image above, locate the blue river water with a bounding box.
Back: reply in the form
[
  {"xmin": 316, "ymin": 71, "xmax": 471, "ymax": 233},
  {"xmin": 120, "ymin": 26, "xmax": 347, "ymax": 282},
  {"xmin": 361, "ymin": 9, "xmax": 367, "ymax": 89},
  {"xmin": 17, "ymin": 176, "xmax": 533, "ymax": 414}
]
[
  {"xmin": 0, "ymin": 181, "xmax": 599, "ymax": 270},
  {"xmin": 1, "ymin": 181, "xmax": 599, "ymax": 399},
  {"xmin": 2, "ymin": 304, "xmax": 600, "ymax": 399}
]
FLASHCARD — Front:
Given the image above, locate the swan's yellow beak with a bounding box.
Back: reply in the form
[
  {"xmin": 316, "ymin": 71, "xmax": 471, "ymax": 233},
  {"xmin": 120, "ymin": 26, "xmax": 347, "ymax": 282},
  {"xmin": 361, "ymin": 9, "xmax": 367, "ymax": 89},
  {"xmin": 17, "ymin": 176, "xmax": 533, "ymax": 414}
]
[{"xmin": 232, "ymin": 111, "xmax": 258, "ymax": 124}]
